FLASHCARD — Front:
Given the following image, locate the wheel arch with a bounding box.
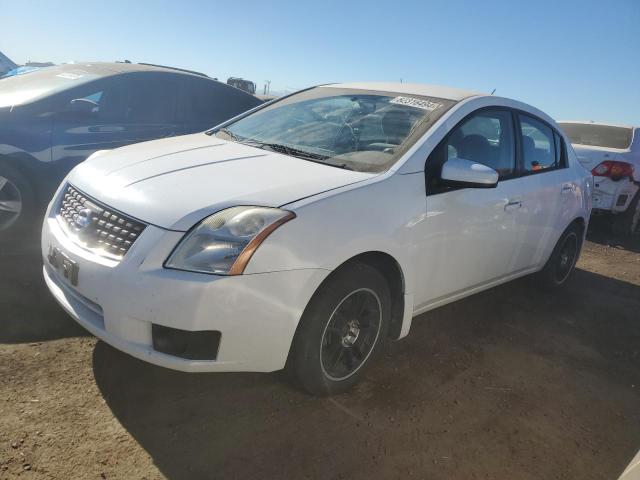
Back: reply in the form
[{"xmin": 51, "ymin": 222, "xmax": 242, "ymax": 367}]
[
  {"xmin": 543, "ymin": 216, "xmax": 587, "ymax": 268},
  {"xmin": 307, "ymin": 251, "xmax": 408, "ymax": 341},
  {"xmin": 571, "ymin": 215, "xmax": 587, "ymax": 235},
  {"xmin": 0, "ymin": 152, "xmax": 46, "ymax": 202}
]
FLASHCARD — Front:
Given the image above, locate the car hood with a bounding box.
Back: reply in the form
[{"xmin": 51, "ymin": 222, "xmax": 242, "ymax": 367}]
[{"xmin": 68, "ymin": 133, "xmax": 375, "ymax": 230}]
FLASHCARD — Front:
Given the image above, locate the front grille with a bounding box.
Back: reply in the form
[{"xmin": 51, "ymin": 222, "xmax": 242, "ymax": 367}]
[{"xmin": 58, "ymin": 184, "xmax": 147, "ymax": 259}]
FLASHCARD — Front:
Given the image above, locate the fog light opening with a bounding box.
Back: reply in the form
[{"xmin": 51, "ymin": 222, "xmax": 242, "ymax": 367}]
[{"xmin": 152, "ymin": 324, "xmax": 221, "ymax": 361}]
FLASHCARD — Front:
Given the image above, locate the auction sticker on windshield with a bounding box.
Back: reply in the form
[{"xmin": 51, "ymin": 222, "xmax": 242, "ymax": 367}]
[{"xmin": 390, "ymin": 96, "xmax": 441, "ymax": 111}]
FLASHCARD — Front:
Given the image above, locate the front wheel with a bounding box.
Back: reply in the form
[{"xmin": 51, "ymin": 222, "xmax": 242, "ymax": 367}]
[
  {"xmin": 536, "ymin": 223, "xmax": 582, "ymax": 289},
  {"xmin": 287, "ymin": 263, "xmax": 391, "ymax": 396}
]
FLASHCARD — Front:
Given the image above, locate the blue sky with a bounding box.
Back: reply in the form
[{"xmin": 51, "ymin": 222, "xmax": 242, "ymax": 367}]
[{"xmin": 2, "ymin": 0, "xmax": 639, "ymax": 124}]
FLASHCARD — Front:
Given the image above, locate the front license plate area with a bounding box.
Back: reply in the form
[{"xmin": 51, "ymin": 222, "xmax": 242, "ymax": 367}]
[{"xmin": 48, "ymin": 246, "xmax": 79, "ymax": 286}]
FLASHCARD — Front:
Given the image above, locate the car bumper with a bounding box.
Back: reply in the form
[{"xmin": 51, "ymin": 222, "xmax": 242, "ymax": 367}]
[
  {"xmin": 42, "ymin": 216, "xmax": 329, "ymax": 372},
  {"xmin": 592, "ymin": 176, "xmax": 639, "ymax": 213}
]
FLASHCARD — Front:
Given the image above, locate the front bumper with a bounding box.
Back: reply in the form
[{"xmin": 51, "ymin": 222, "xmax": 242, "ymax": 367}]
[
  {"xmin": 42, "ymin": 216, "xmax": 329, "ymax": 372},
  {"xmin": 592, "ymin": 176, "xmax": 639, "ymax": 213}
]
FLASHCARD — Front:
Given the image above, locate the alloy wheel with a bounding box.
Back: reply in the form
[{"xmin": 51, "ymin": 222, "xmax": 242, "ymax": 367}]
[
  {"xmin": 0, "ymin": 175, "xmax": 22, "ymax": 231},
  {"xmin": 320, "ymin": 288, "xmax": 382, "ymax": 381},
  {"xmin": 555, "ymin": 232, "xmax": 578, "ymax": 284}
]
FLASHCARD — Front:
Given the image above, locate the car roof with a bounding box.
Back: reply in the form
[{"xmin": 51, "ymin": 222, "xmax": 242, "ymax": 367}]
[
  {"xmin": 35, "ymin": 62, "xmax": 210, "ymax": 79},
  {"xmin": 322, "ymin": 82, "xmax": 484, "ymax": 101},
  {"xmin": 557, "ymin": 120, "xmax": 637, "ymax": 130}
]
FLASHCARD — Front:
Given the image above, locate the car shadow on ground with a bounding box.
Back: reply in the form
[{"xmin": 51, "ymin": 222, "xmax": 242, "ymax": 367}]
[
  {"xmin": 587, "ymin": 217, "xmax": 640, "ymax": 254},
  {"xmin": 0, "ymin": 228, "xmax": 87, "ymax": 343},
  {"xmin": 93, "ymin": 268, "xmax": 640, "ymax": 480}
]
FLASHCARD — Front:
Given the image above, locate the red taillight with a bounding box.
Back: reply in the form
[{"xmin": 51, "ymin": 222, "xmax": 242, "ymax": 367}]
[{"xmin": 591, "ymin": 160, "xmax": 634, "ymax": 180}]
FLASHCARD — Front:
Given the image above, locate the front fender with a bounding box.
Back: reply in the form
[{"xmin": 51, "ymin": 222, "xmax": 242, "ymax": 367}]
[{"xmin": 245, "ymin": 172, "xmax": 424, "ymax": 298}]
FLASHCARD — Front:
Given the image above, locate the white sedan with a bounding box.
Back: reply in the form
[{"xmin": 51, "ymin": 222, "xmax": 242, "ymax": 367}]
[
  {"xmin": 42, "ymin": 83, "xmax": 591, "ymax": 395},
  {"xmin": 558, "ymin": 121, "xmax": 639, "ymax": 235}
]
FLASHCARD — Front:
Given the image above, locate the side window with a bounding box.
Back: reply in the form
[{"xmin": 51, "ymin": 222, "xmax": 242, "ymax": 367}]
[
  {"xmin": 445, "ymin": 110, "xmax": 516, "ymax": 178},
  {"xmin": 185, "ymin": 79, "xmax": 220, "ymax": 125},
  {"xmin": 62, "ymin": 78, "xmax": 128, "ymax": 121},
  {"xmin": 81, "ymin": 91, "xmax": 103, "ymax": 104},
  {"xmin": 519, "ymin": 114, "xmax": 559, "ymax": 172},
  {"xmin": 61, "ymin": 74, "xmax": 179, "ymax": 124},
  {"xmin": 123, "ymin": 74, "xmax": 178, "ymax": 123},
  {"xmin": 183, "ymin": 78, "xmax": 261, "ymax": 130}
]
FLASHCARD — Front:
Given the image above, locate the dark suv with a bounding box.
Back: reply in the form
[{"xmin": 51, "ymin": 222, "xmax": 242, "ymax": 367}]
[{"xmin": 0, "ymin": 62, "xmax": 262, "ymax": 232}]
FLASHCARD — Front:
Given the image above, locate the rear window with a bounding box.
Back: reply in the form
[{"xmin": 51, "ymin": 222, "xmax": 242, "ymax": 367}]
[{"xmin": 558, "ymin": 123, "xmax": 633, "ymax": 149}]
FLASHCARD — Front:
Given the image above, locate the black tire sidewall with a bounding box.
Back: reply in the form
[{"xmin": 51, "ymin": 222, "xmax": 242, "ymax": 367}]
[
  {"xmin": 288, "ymin": 262, "xmax": 391, "ymax": 396},
  {"xmin": 539, "ymin": 223, "xmax": 583, "ymax": 288}
]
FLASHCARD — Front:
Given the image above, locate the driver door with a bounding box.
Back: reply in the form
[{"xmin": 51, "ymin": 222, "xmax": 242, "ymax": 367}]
[{"xmin": 413, "ymin": 108, "xmax": 525, "ymax": 309}]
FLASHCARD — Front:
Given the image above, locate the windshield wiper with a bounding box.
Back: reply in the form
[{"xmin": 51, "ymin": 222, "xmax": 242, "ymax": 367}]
[
  {"xmin": 213, "ymin": 134, "xmax": 353, "ymax": 170},
  {"xmin": 255, "ymin": 142, "xmax": 353, "ymax": 170},
  {"xmin": 260, "ymin": 143, "xmax": 328, "ymax": 160},
  {"xmin": 253, "ymin": 143, "xmax": 354, "ymax": 170}
]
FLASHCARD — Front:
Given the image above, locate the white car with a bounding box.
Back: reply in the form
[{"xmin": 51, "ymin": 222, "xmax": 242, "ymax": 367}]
[
  {"xmin": 42, "ymin": 83, "xmax": 591, "ymax": 395},
  {"xmin": 558, "ymin": 121, "xmax": 639, "ymax": 235}
]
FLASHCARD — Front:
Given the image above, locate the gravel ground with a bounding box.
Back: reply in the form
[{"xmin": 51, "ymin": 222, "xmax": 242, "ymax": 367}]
[{"xmin": 1, "ymin": 222, "xmax": 639, "ymax": 480}]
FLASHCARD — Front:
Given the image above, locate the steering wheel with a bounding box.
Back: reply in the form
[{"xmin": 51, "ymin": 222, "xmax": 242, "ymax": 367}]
[{"xmin": 333, "ymin": 122, "xmax": 359, "ymax": 152}]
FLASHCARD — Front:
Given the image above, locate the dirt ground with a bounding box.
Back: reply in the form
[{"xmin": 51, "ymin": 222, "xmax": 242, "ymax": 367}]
[{"xmin": 1, "ymin": 221, "xmax": 639, "ymax": 480}]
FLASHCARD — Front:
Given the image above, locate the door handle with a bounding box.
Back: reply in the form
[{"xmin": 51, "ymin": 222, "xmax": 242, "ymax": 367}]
[
  {"xmin": 505, "ymin": 200, "xmax": 522, "ymax": 212},
  {"xmin": 562, "ymin": 184, "xmax": 574, "ymax": 193}
]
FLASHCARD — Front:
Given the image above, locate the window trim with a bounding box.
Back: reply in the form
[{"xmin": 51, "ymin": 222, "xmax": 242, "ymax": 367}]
[
  {"xmin": 514, "ymin": 111, "xmax": 568, "ymax": 178},
  {"xmin": 425, "ymin": 106, "xmax": 570, "ymax": 196},
  {"xmin": 424, "ymin": 106, "xmax": 519, "ymax": 196}
]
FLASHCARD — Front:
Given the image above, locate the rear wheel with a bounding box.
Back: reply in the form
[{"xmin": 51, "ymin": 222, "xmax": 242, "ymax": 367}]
[
  {"xmin": 537, "ymin": 223, "xmax": 582, "ymax": 288},
  {"xmin": 0, "ymin": 164, "xmax": 36, "ymax": 233},
  {"xmin": 287, "ymin": 263, "xmax": 391, "ymax": 396},
  {"xmin": 611, "ymin": 192, "xmax": 640, "ymax": 237}
]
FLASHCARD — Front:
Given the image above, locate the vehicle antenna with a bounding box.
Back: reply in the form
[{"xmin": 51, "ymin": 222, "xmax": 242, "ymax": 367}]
[{"xmin": 490, "ymin": 88, "xmax": 496, "ymax": 95}]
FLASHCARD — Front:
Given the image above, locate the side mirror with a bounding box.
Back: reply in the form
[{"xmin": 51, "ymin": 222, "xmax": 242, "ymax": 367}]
[
  {"xmin": 441, "ymin": 158, "xmax": 498, "ymax": 188},
  {"xmin": 68, "ymin": 98, "xmax": 98, "ymax": 115}
]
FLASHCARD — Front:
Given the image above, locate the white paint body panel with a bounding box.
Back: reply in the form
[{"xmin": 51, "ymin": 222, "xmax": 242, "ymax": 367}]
[
  {"xmin": 42, "ymin": 217, "xmax": 329, "ymax": 372},
  {"xmin": 42, "ymin": 85, "xmax": 591, "ymax": 372},
  {"xmin": 68, "ymin": 133, "xmax": 374, "ymax": 231}
]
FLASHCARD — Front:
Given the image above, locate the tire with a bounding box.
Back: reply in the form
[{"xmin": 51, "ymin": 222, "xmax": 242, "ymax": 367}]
[
  {"xmin": 611, "ymin": 191, "xmax": 640, "ymax": 237},
  {"xmin": 287, "ymin": 262, "xmax": 391, "ymax": 396},
  {"xmin": 0, "ymin": 163, "xmax": 36, "ymax": 234},
  {"xmin": 536, "ymin": 223, "xmax": 583, "ymax": 289}
]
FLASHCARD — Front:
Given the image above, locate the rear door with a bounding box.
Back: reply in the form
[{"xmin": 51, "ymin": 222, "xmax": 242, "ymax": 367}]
[{"xmin": 507, "ymin": 114, "xmax": 577, "ymax": 271}]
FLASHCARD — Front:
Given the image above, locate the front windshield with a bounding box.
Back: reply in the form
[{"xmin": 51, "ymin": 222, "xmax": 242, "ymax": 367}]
[
  {"xmin": 212, "ymin": 87, "xmax": 456, "ymax": 172},
  {"xmin": 0, "ymin": 66, "xmax": 99, "ymax": 108}
]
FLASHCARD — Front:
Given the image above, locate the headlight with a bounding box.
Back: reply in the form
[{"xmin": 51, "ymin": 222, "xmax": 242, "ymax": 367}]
[{"xmin": 165, "ymin": 206, "xmax": 295, "ymax": 275}]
